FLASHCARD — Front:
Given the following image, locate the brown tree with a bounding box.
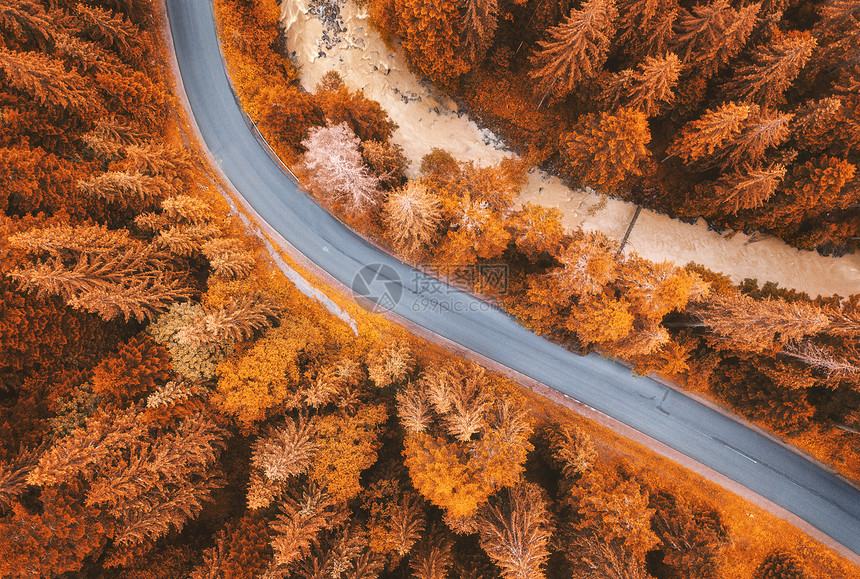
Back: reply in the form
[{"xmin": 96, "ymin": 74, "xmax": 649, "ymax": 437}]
[
  {"xmin": 461, "ymin": 0, "xmax": 498, "ymax": 62},
  {"xmin": 528, "ymin": 0, "xmax": 618, "ymax": 99},
  {"xmin": 477, "ymin": 483, "xmax": 551, "ymax": 579},
  {"xmin": 410, "ymin": 524, "xmax": 453, "ymax": 579},
  {"xmin": 706, "ymin": 162, "xmax": 786, "ymax": 213},
  {"xmin": 602, "ymin": 53, "xmax": 681, "ymax": 116},
  {"xmin": 560, "ymin": 108, "xmax": 651, "ymax": 190},
  {"xmin": 728, "ymin": 31, "xmax": 816, "ymax": 105},
  {"xmin": 754, "ymin": 549, "xmax": 808, "ymax": 579},
  {"xmin": 615, "ymin": 0, "xmax": 678, "ymax": 57},
  {"xmin": 690, "ymin": 292, "xmax": 830, "ymax": 351},
  {"xmin": 397, "ymin": 0, "xmax": 472, "ymax": 85},
  {"xmin": 384, "ymin": 180, "xmax": 442, "ymax": 256},
  {"xmin": 667, "ymin": 102, "xmax": 751, "ymax": 165},
  {"xmin": 0, "ymin": 48, "xmax": 100, "ymax": 116}
]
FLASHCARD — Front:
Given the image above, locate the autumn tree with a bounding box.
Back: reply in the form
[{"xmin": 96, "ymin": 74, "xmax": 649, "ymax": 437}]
[
  {"xmin": 568, "ymin": 468, "xmax": 657, "ymax": 557},
  {"xmin": 396, "ymin": 0, "xmax": 471, "ymax": 85},
  {"xmin": 649, "ymin": 490, "xmax": 729, "ymax": 578},
  {"xmin": 690, "ymin": 292, "xmax": 830, "ymax": 351},
  {"xmin": 704, "ymin": 162, "xmax": 786, "ymax": 213},
  {"xmin": 528, "ymin": 0, "xmax": 618, "ymax": 100},
  {"xmin": 367, "ymin": 340, "xmax": 414, "ymax": 387},
  {"xmin": 602, "ymin": 53, "xmax": 681, "ymax": 116},
  {"xmin": 754, "ymin": 549, "xmax": 808, "ymax": 579},
  {"xmin": 476, "ymin": 483, "xmax": 551, "ymax": 579},
  {"xmin": 667, "ymin": 102, "xmax": 751, "ymax": 165},
  {"xmin": 0, "ymin": 47, "xmax": 100, "ymax": 117},
  {"xmin": 314, "ymin": 72, "xmax": 397, "ymax": 143},
  {"xmin": 0, "ymin": 0, "xmax": 55, "ymax": 52},
  {"xmin": 90, "ymin": 333, "xmax": 171, "ymax": 403},
  {"xmin": 383, "ymin": 180, "xmax": 442, "ymax": 256},
  {"xmin": 560, "ymin": 108, "xmax": 650, "ymax": 190},
  {"xmin": 361, "ymin": 139, "xmax": 408, "ymax": 189},
  {"xmin": 301, "ymin": 122, "xmax": 381, "ymax": 216},
  {"xmin": 269, "ymin": 483, "xmax": 347, "ymax": 570},
  {"xmin": 553, "ymin": 232, "xmax": 618, "ymax": 298},
  {"xmin": 728, "ymin": 31, "xmax": 816, "ymax": 105},
  {"xmin": 672, "ymin": 0, "xmax": 759, "ymax": 76},
  {"xmin": 410, "ymin": 524, "xmax": 453, "ymax": 579},
  {"xmin": 461, "ymin": 0, "xmax": 498, "ymax": 62},
  {"xmin": 7, "ymin": 224, "xmax": 192, "ymax": 322},
  {"xmin": 615, "ymin": 0, "xmax": 678, "ymax": 57},
  {"xmin": 509, "ymin": 203, "xmax": 566, "ymax": 259}
]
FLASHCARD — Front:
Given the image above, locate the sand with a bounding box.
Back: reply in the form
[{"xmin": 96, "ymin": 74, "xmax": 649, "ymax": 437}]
[{"xmin": 281, "ymin": 0, "xmax": 860, "ymax": 299}]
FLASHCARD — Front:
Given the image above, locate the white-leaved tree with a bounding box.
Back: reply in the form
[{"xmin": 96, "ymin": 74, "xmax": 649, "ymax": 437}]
[{"xmin": 301, "ymin": 122, "xmax": 381, "ymax": 215}]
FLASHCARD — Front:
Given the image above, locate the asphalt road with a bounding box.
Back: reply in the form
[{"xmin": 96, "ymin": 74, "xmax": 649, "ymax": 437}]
[{"xmin": 166, "ymin": 0, "xmax": 860, "ymax": 557}]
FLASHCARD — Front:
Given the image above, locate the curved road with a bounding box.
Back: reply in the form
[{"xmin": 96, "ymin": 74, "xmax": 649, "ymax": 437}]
[{"xmin": 166, "ymin": 0, "xmax": 860, "ymax": 558}]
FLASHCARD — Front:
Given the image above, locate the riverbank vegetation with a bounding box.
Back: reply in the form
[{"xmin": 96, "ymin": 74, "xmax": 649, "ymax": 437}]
[{"xmin": 0, "ymin": 0, "xmax": 857, "ymax": 577}]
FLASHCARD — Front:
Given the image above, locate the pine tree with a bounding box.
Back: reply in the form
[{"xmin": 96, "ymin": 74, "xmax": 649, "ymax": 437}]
[
  {"xmin": 175, "ymin": 293, "xmax": 281, "ymax": 347},
  {"xmin": 476, "ymin": 483, "xmax": 551, "ymax": 579},
  {"xmin": 550, "ymin": 424, "xmax": 598, "ymax": 478},
  {"xmin": 615, "ymin": 0, "xmax": 678, "ymax": 57},
  {"xmin": 560, "ymin": 108, "xmax": 651, "ymax": 190},
  {"xmin": 410, "ymin": 524, "xmax": 453, "ymax": 579},
  {"xmin": 384, "ymin": 180, "xmax": 442, "ymax": 256},
  {"xmin": 791, "ymin": 97, "xmax": 843, "ymax": 152},
  {"xmin": 462, "ymin": 0, "xmax": 498, "ymax": 62},
  {"xmin": 251, "ymin": 415, "xmax": 317, "ymax": 481},
  {"xmin": 0, "ymin": 0, "xmax": 55, "ymax": 52},
  {"xmin": 707, "ymin": 162, "xmax": 786, "ymax": 213},
  {"xmin": 528, "ymin": 0, "xmax": 618, "ymax": 99},
  {"xmin": 385, "ymin": 493, "xmax": 426, "ymax": 557},
  {"xmin": 74, "ymin": 3, "xmax": 143, "ymax": 66},
  {"xmin": 602, "ymin": 53, "xmax": 681, "ymax": 116},
  {"xmin": 423, "ymin": 362, "xmax": 493, "ymax": 442},
  {"xmin": 0, "ymin": 48, "xmax": 99, "ymax": 116},
  {"xmin": 672, "ymin": 0, "xmax": 735, "ymax": 64},
  {"xmin": 397, "ymin": 0, "xmax": 472, "ymax": 85},
  {"xmin": 360, "ymin": 140, "xmax": 407, "ymax": 189},
  {"xmin": 728, "ymin": 31, "xmax": 816, "ymax": 105},
  {"xmin": 201, "ymin": 237, "xmax": 255, "ymax": 280},
  {"xmin": 90, "ymin": 333, "xmax": 171, "ymax": 403},
  {"xmin": 720, "ymin": 109, "xmax": 793, "ymax": 167},
  {"xmin": 367, "ymin": 341, "xmax": 414, "ymax": 387},
  {"xmin": 269, "ymin": 483, "xmax": 346, "ymax": 568},
  {"xmin": 650, "ymin": 490, "xmax": 729, "ymax": 579},
  {"xmin": 690, "ymin": 293, "xmax": 830, "ymax": 351},
  {"xmin": 77, "ymin": 170, "xmax": 173, "ymax": 208},
  {"xmin": 396, "ymin": 382, "xmax": 433, "ymax": 433},
  {"xmin": 667, "ymin": 102, "xmax": 751, "ymax": 164},
  {"xmin": 754, "ymin": 549, "xmax": 808, "ymax": 579},
  {"xmin": 673, "ymin": 0, "xmax": 760, "ymax": 77}
]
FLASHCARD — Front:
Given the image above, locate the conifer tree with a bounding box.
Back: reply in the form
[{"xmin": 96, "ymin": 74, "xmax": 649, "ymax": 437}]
[
  {"xmin": 707, "ymin": 162, "xmax": 786, "ymax": 213},
  {"xmin": 560, "ymin": 108, "xmax": 651, "ymax": 190},
  {"xmin": 615, "ymin": 0, "xmax": 678, "ymax": 57},
  {"xmin": 509, "ymin": 203, "xmax": 566, "ymax": 259},
  {"xmin": 476, "ymin": 483, "xmax": 551, "ymax": 579},
  {"xmin": 667, "ymin": 102, "xmax": 751, "ymax": 164},
  {"xmin": 0, "ymin": 48, "xmax": 99, "ymax": 116},
  {"xmin": 602, "ymin": 53, "xmax": 681, "ymax": 116},
  {"xmin": 384, "ymin": 180, "xmax": 442, "ymax": 256},
  {"xmin": 721, "ymin": 109, "xmax": 793, "ymax": 167},
  {"xmin": 251, "ymin": 415, "xmax": 317, "ymax": 482},
  {"xmin": 0, "ymin": 0, "xmax": 54, "ymax": 52},
  {"xmin": 690, "ymin": 292, "xmax": 830, "ymax": 351},
  {"xmin": 728, "ymin": 31, "xmax": 816, "ymax": 105},
  {"xmin": 672, "ymin": 0, "xmax": 735, "ymax": 64},
  {"xmin": 410, "ymin": 524, "xmax": 453, "ymax": 579},
  {"xmin": 754, "ymin": 549, "xmax": 808, "ymax": 579},
  {"xmin": 528, "ymin": 0, "xmax": 618, "ymax": 99},
  {"xmin": 74, "ymin": 3, "xmax": 143, "ymax": 66},
  {"xmin": 462, "ymin": 0, "xmax": 498, "ymax": 62}
]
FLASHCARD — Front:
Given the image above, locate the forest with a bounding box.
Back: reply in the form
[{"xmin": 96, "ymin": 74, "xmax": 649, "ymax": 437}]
[
  {"xmin": 366, "ymin": 0, "xmax": 860, "ymax": 256},
  {"xmin": 0, "ymin": 0, "xmax": 858, "ymax": 577}
]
